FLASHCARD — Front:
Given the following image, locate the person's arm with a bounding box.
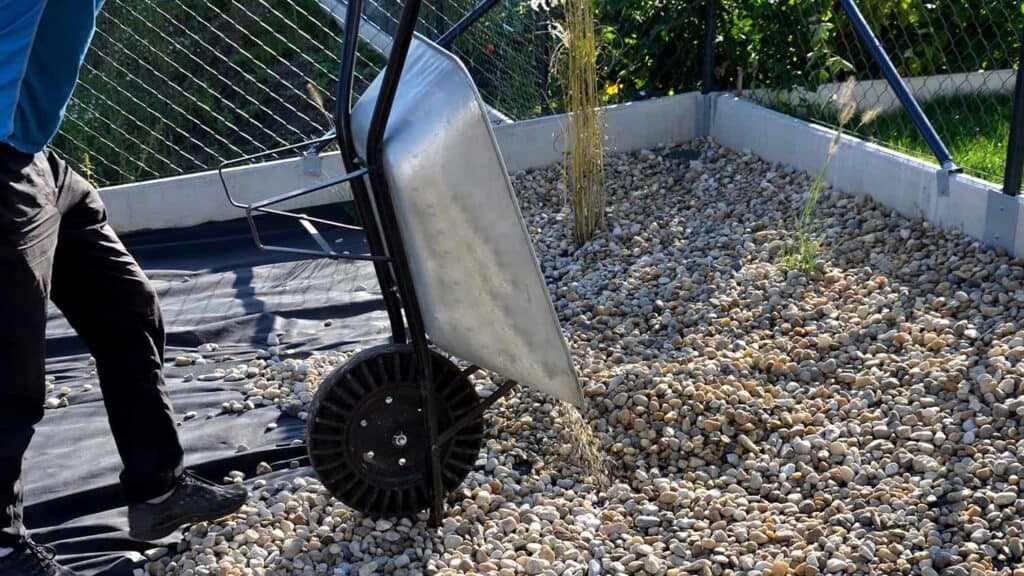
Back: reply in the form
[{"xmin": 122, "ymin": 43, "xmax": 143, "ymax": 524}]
[
  {"xmin": 0, "ymin": 0, "xmax": 105, "ymax": 154},
  {"xmin": 0, "ymin": 0, "xmax": 47, "ymax": 151}
]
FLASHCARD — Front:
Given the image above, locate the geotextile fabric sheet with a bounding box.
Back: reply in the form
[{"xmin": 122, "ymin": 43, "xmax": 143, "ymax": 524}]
[{"xmin": 24, "ymin": 208, "xmax": 386, "ymax": 575}]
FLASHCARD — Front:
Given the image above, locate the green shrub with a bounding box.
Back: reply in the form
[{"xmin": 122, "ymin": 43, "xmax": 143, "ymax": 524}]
[{"xmin": 594, "ymin": 0, "xmax": 1023, "ymax": 101}]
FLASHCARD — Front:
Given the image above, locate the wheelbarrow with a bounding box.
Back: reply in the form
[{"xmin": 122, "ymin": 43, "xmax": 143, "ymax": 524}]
[{"xmin": 219, "ymin": 0, "xmax": 582, "ymax": 524}]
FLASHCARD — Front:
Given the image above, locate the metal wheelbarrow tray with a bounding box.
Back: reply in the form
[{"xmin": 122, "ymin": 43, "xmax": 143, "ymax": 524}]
[{"xmin": 219, "ymin": 0, "xmax": 582, "ymax": 524}]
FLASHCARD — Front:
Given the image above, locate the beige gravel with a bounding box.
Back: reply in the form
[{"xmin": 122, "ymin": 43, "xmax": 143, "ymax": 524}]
[{"xmin": 144, "ymin": 140, "xmax": 1024, "ymax": 576}]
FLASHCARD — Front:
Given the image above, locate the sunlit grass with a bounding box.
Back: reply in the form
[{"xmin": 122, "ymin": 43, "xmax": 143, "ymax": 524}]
[{"xmin": 796, "ymin": 92, "xmax": 1015, "ymax": 188}]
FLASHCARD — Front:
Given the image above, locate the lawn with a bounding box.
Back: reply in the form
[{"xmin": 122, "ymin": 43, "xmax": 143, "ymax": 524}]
[{"xmin": 811, "ymin": 92, "xmax": 1016, "ymax": 189}]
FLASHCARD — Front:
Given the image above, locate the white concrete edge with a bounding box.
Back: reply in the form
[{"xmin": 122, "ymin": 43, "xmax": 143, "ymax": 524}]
[
  {"xmin": 100, "ymin": 92, "xmax": 700, "ymax": 233},
  {"xmin": 99, "ymin": 152, "xmax": 355, "ymax": 234},
  {"xmin": 99, "ymin": 90, "xmax": 1024, "ymax": 257},
  {"xmin": 710, "ymin": 95, "xmax": 1024, "ymax": 256},
  {"xmin": 739, "ymin": 69, "xmax": 1015, "ymax": 115},
  {"xmin": 495, "ymin": 92, "xmax": 699, "ymax": 173}
]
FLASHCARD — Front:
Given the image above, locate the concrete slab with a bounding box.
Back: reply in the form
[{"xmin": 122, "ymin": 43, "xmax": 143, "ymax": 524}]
[
  {"xmin": 741, "ymin": 69, "xmax": 1015, "ymax": 114},
  {"xmin": 99, "ymin": 151, "xmax": 353, "ymax": 233},
  {"xmin": 495, "ymin": 92, "xmax": 699, "ymax": 173}
]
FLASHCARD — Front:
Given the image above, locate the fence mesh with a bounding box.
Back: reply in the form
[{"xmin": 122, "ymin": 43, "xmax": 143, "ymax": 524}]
[
  {"xmin": 55, "ymin": 1, "xmax": 1024, "ymax": 189},
  {"xmin": 724, "ymin": 1, "xmax": 1023, "ymax": 187},
  {"xmin": 53, "ymin": 0, "xmax": 554, "ymax": 187},
  {"xmin": 361, "ymin": 0, "xmax": 556, "ymax": 120}
]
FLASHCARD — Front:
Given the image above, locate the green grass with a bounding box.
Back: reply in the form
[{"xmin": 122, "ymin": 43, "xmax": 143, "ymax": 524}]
[
  {"xmin": 795, "ymin": 92, "xmax": 1015, "ymax": 188},
  {"xmin": 858, "ymin": 93, "xmax": 1012, "ymax": 184}
]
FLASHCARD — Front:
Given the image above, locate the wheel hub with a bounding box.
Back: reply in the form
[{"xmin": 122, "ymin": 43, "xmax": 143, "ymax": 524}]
[{"xmin": 347, "ymin": 384, "xmax": 439, "ymax": 489}]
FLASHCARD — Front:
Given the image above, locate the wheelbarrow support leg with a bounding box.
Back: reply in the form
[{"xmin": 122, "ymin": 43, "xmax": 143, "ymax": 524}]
[
  {"xmin": 417, "ymin": 345, "xmax": 445, "ymax": 526},
  {"xmin": 334, "ymin": 0, "xmax": 407, "ymax": 343}
]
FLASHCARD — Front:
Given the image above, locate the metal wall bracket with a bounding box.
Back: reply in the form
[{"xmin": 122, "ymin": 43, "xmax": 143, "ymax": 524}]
[
  {"xmin": 303, "ymin": 150, "xmax": 322, "ymax": 176},
  {"xmin": 936, "ymin": 168, "xmax": 950, "ymax": 197},
  {"xmin": 698, "ymin": 93, "xmax": 714, "ymax": 138},
  {"xmin": 983, "ymin": 191, "xmax": 1020, "ymax": 252}
]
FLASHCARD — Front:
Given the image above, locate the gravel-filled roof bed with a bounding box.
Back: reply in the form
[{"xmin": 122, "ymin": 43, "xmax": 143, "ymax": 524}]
[{"xmin": 44, "ymin": 141, "xmax": 1024, "ymax": 576}]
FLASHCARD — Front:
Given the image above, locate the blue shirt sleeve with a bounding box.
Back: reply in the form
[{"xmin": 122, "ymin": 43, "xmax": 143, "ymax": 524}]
[
  {"xmin": 0, "ymin": 0, "xmax": 105, "ymax": 154},
  {"xmin": 0, "ymin": 0, "xmax": 47, "ymax": 149}
]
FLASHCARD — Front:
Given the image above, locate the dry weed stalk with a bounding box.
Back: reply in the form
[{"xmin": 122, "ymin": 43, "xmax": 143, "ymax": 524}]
[
  {"xmin": 784, "ymin": 78, "xmax": 880, "ymax": 273},
  {"xmin": 306, "ymin": 82, "xmax": 334, "ymax": 129},
  {"xmin": 559, "ymin": 0, "xmax": 604, "ymax": 246}
]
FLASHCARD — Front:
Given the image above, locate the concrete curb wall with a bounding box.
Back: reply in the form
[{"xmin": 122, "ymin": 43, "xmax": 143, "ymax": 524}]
[
  {"xmin": 710, "ymin": 95, "xmax": 1023, "ymax": 256},
  {"xmin": 494, "ymin": 92, "xmax": 699, "ymax": 173},
  {"xmin": 99, "ymin": 92, "xmax": 699, "ymax": 233},
  {"xmin": 100, "ymin": 91, "xmax": 1024, "ymax": 258},
  {"xmin": 99, "ymin": 152, "xmax": 355, "ymax": 234},
  {"xmin": 316, "ymin": 0, "xmax": 394, "ymax": 55}
]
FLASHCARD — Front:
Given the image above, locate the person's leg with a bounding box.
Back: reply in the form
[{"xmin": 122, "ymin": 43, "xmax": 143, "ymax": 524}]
[
  {"xmin": 41, "ymin": 151, "xmax": 244, "ymax": 543},
  {"xmin": 0, "ymin": 145, "xmax": 60, "ymax": 549},
  {"xmin": 45, "ymin": 151, "xmax": 184, "ymax": 504}
]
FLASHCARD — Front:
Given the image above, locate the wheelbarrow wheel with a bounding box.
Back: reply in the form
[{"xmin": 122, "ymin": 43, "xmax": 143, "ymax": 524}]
[{"xmin": 306, "ymin": 344, "xmax": 484, "ymax": 517}]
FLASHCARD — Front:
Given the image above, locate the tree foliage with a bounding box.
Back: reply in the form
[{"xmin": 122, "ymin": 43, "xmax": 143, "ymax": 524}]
[{"xmin": 594, "ymin": 0, "xmax": 1024, "ymax": 102}]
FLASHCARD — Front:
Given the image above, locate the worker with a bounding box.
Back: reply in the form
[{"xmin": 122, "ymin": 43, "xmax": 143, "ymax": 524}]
[{"xmin": 0, "ymin": 2, "xmax": 247, "ymax": 574}]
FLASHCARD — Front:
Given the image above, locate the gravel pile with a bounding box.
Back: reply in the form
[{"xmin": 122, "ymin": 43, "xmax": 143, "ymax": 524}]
[{"xmin": 145, "ymin": 140, "xmax": 1024, "ymax": 576}]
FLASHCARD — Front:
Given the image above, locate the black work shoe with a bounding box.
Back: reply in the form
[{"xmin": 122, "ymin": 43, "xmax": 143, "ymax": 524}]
[
  {"xmin": 0, "ymin": 539, "xmax": 78, "ymax": 575},
  {"xmin": 127, "ymin": 471, "xmax": 248, "ymax": 541}
]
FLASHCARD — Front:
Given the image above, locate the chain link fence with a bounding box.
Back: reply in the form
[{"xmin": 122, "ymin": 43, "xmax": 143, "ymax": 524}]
[
  {"xmin": 721, "ymin": 1, "xmax": 1023, "ymax": 187},
  {"xmin": 58, "ymin": 1, "xmax": 1021, "ymax": 189},
  {"xmin": 53, "ymin": 0, "xmax": 555, "ymax": 187},
  {"xmin": 359, "ymin": 0, "xmax": 556, "ymax": 120}
]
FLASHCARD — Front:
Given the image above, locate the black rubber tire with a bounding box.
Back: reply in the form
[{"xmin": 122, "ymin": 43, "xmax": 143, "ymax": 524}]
[{"xmin": 306, "ymin": 344, "xmax": 484, "ymax": 517}]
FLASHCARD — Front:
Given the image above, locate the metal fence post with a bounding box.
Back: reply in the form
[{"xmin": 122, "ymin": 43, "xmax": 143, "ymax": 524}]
[
  {"xmin": 984, "ymin": 36, "xmax": 1022, "ymax": 251},
  {"xmin": 1003, "ymin": 38, "xmax": 1024, "ymax": 196},
  {"xmin": 838, "ymin": 0, "xmax": 960, "ymax": 174},
  {"xmin": 701, "ymin": 0, "xmax": 716, "ymax": 95},
  {"xmin": 698, "ymin": 0, "xmax": 717, "ymax": 138}
]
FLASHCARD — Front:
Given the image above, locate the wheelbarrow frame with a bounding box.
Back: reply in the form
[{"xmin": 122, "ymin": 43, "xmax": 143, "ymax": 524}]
[{"xmin": 219, "ymin": 0, "xmax": 514, "ymax": 525}]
